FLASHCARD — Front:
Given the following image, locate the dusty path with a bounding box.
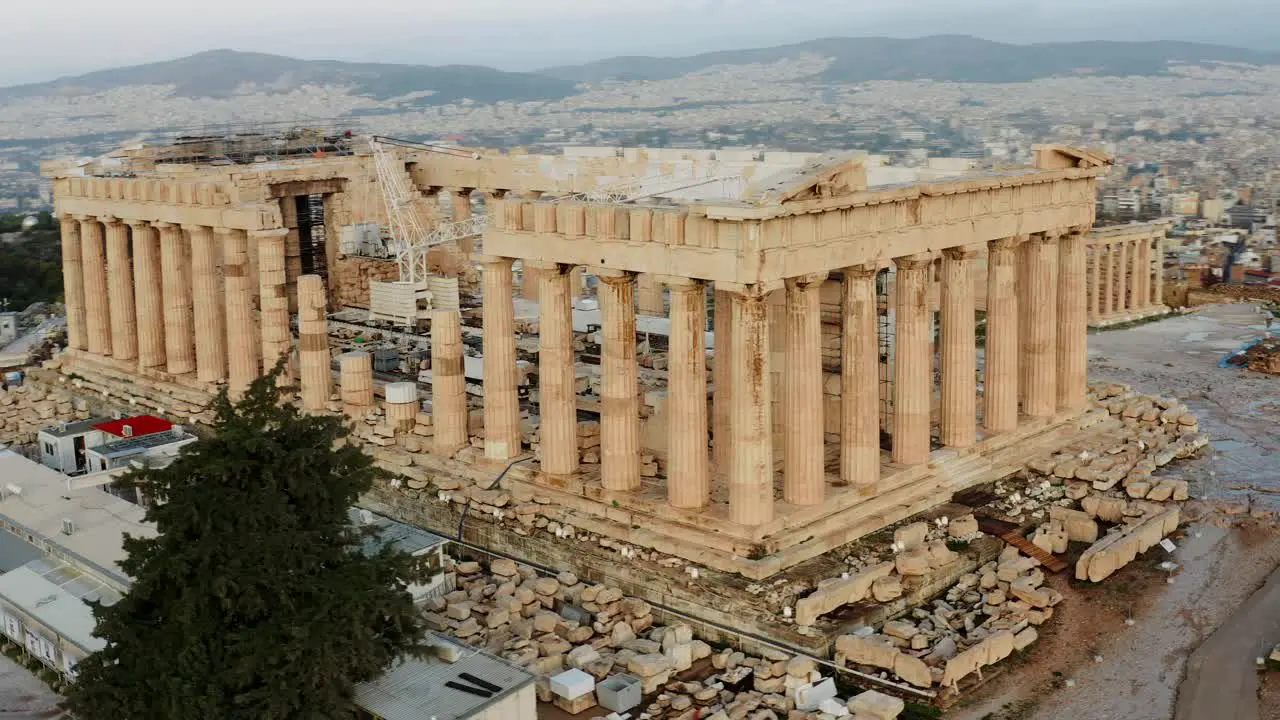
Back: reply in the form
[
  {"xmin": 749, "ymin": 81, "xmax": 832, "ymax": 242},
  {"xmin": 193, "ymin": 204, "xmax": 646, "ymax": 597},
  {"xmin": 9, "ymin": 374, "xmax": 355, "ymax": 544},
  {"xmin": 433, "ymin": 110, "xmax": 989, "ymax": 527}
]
[
  {"xmin": 951, "ymin": 304, "xmax": 1280, "ymax": 720},
  {"xmin": 1175, "ymin": 565, "xmax": 1280, "ymax": 720}
]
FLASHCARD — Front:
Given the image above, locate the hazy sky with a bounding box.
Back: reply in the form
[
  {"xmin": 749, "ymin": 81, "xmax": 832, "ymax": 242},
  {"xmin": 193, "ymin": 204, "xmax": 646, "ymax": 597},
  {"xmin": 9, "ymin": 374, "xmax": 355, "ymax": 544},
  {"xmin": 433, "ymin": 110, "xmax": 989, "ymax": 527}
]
[{"xmin": 3, "ymin": 0, "xmax": 1279, "ymax": 86}]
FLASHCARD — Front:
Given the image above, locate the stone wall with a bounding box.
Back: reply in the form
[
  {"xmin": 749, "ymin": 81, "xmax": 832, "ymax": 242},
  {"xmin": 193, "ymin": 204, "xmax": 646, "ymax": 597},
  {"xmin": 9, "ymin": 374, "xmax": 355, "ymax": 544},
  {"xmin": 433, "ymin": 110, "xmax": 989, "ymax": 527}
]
[{"xmin": 332, "ymin": 256, "xmax": 401, "ymax": 309}]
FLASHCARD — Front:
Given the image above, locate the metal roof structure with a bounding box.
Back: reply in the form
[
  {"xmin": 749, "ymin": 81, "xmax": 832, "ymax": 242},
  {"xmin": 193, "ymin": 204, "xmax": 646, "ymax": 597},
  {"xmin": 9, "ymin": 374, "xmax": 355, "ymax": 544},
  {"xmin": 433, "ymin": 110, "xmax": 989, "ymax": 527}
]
[
  {"xmin": 0, "ymin": 559, "xmax": 119, "ymax": 653},
  {"xmin": 348, "ymin": 508, "xmax": 449, "ymax": 558},
  {"xmin": 88, "ymin": 429, "xmax": 195, "ymax": 460},
  {"xmin": 353, "ymin": 633, "xmax": 535, "ymax": 720},
  {"xmin": 39, "ymin": 418, "xmax": 109, "ymax": 439}
]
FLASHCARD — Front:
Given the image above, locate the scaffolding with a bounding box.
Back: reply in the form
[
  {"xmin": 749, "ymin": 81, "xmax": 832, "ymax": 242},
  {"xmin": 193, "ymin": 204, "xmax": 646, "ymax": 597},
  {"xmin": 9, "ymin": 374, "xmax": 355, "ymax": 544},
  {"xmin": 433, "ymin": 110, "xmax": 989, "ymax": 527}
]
[{"xmin": 154, "ymin": 120, "xmax": 361, "ymax": 165}]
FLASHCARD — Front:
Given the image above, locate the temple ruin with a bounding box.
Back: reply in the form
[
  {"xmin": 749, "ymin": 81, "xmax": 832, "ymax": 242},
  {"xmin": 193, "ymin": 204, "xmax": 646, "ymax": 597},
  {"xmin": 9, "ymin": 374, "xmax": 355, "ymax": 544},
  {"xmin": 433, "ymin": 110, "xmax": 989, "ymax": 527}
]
[{"xmin": 43, "ymin": 135, "xmax": 1127, "ymax": 583}]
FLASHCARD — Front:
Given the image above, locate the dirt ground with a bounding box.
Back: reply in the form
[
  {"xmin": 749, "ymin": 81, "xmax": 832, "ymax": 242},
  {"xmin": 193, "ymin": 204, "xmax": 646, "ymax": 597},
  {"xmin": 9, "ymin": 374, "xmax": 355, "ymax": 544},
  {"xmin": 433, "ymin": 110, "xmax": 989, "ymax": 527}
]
[
  {"xmin": 0, "ymin": 654, "xmax": 62, "ymax": 718},
  {"xmin": 1259, "ymin": 671, "xmax": 1280, "ymax": 720},
  {"xmin": 949, "ymin": 304, "xmax": 1280, "ymax": 720}
]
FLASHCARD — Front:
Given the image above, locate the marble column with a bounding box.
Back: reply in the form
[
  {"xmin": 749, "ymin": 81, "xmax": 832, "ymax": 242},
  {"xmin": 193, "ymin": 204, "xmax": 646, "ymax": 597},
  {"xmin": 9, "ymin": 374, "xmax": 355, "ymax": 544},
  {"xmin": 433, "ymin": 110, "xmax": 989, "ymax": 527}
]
[
  {"xmin": 129, "ymin": 222, "xmax": 164, "ymax": 370},
  {"xmin": 940, "ymin": 246, "xmax": 977, "ymax": 448},
  {"xmin": 188, "ymin": 225, "xmax": 227, "ymax": 382},
  {"xmin": 103, "ymin": 219, "xmax": 137, "ymax": 363},
  {"xmin": 1136, "ymin": 238, "xmax": 1151, "ymax": 309},
  {"xmin": 538, "ymin": 264, "xmax": 578, "ymax": 476},
  {"xmin": 598, "ymin": 271, "xmax": 640, "ymax": 492},
  {"xmin": 712, "ymin": 289, "xmax": 734, "ymax": 474},
  {"xmin": 78, "ymin": 216, "xmax": 111, "ymax": 357},
  {"xmin": 481, "ymin": 257, "xmax": 522, "ymax": 461},
  {"xmin": 666, "ymin": 279, "xmax": 709, "ymax": 509},
  {"xmin": 219, "ymin": 228, "xmax": 258, "ymax": 396},
  {"xmin": 729, "ymin": 289, "xmax": 774, "ymax": 526},
  {"xmin": 1088, "ymin": 245, "xmax": 1102, "ymax": 323},
  {"xmin": 1023, "ymin": 233, "xmax": 1060, "ymax": 418},
  {"xmin": 1153, "ymin": 236, "xmax": 1165, "ymax": 306},
  {"xmin": 1100, "ymin": 243, "xmax": 1114, "ymax": 317},
  {"xmin": 431, "ymin": 309, "xmax": 469, "ymax": 456},
  {"xmin": 1056, "ymin": 230, "xmax": 1088, "ymax": 412},
  {"xmin": 841, "ymin": 264, "xmax": 880, "ymax": 494},
  {"xmin": 985, "ymin": 237, "xmax": 1020, "ymax": 433},
  {"xmin": 59, "ymin": 216, "xmax": 87, "ymax": 351},
  {"xmin": 893, "ymin": 254, "xmax": 934, "ymax": 466},
  {"xmin": 158, "ymin": 222, "xmax": 194, "ymax": 374},
  {"xmin": 451, "ymin": 188, "xmax": 472, "ymax": 222},
  {"xmin": 297, "ymin": 274, "xmax": 330, "ymax": 411},
  {"xmin": 256, "ymin": 229, "xmax": 291, "ymax": 379},
  {"xmin": 339, "ymin": 351, "xmax": 373, "ymax": 417},
  {"xmin": 1114, "ymin": 240, "xmax": 1129, "ymax": 314},
  {"xmin": 784, "ymin": 276, "xmax": 824, "ymax": 506}
]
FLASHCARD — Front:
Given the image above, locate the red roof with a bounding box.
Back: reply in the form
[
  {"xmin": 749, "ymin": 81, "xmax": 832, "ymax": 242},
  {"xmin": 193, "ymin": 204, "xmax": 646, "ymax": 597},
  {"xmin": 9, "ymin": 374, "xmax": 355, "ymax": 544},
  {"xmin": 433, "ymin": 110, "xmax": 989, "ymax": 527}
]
[{"xmin": 93, "ymin": 415, "xmax": 173, "ymax": 439}]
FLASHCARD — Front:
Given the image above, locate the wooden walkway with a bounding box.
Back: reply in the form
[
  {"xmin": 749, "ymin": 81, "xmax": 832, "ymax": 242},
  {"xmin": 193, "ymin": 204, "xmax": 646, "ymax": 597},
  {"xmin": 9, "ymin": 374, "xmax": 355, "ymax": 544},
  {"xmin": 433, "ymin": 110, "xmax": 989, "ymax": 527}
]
[{"xmin": 977, "ymin": 516, "xmax": 1069, "ymax": 574}]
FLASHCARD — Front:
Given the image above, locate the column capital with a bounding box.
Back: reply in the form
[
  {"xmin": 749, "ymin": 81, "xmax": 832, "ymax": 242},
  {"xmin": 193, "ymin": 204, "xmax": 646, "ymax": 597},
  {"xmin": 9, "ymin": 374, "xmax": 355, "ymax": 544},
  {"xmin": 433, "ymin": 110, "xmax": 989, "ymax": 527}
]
[
  {"xmin": 715, "ymin": 279, "xmax": 783, "ymax": 298},
  {"xmin": 152, "ymin": 221, "xmax": 179, "ymax": 230},
  {"xmin": 248, "ymin": 227, "xmax": 289, "ymax": 239},
  {"xmin": 893, "ymin": 251, "xmax": 936, "ymax": 271},
  {"xmin": 659, "ymin": 275, "xmax": 706, "ymax": 290},
  {"xmin": 942, "ymin": 245, "xmax": 980, "ymax": 261},
  {"xmin": 785, "ymin": 272, "xmax": 828, "ymax": 289},
  {"xmin": 484, "ymin": 188, "xmax": 509, "ymax": 199},
  {"xmin": 125, "ymin": 219, "xmax": 153, "ymax": 230},
  {"xmin": 213, "ymin": 226, "xmax": 245, "ymax": 237},
  {"xmin": 448, "ymin": 187, "xmax": 475, "ymax": 195},
  {"xmin": 474, "ymin": 253, "xmax": 514, "ymax": 268},
  {"xmin": 841, "ymin": 262, "xmax": 879, "ymax": 280},
  {"xmin": 100, "ymin": 215, "xmax": 123, "ymax": 226},
  {"xmin": 526, "ymin": 260, "xmax": 574, "ymax": 274},
  {"xmin": 180, "ymin": 223, "xmax": 211, "ymax": 233},
  {"xmin": 988, "ymin": 236, "xmax": 1024, "ymax": 252},
  {"xmin": 589, "ymin": 267, "xmax": 636, "ymax": 281},
  {"xmin": 71, "ymin": 214, "xmax": 96, "ymax": 223},
  {"xmin": 1029, "ymin": 231, "xmax": 1061, "ymax": 246}
]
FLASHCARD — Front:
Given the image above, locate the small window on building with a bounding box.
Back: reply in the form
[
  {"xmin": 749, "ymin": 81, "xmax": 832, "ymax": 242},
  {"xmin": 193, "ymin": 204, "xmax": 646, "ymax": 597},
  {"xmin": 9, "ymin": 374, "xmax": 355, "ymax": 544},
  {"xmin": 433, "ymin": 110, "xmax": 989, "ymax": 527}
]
[{"xmin": 43, "ymin": 442, "xmax": 54, "ymax": 457}]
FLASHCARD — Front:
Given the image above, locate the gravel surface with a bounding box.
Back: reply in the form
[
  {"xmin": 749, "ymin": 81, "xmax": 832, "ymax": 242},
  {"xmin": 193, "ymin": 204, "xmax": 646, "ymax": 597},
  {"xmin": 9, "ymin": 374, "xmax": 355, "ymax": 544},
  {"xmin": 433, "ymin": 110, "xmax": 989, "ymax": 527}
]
[
  {"xmin": 0, "ymin": 654, "xmax": 61, "ymax": 718},
  {"xmin": 950, "ymin": 304, "xmax": 1280, "ymax": 720}
]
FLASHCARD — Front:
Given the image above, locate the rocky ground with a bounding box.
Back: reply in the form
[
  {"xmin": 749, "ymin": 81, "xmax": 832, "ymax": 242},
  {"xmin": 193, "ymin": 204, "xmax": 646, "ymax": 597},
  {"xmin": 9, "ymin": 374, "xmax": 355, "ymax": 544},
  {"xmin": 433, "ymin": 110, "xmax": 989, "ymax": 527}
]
[{"xmin": 949, "ymin": 303, "xmax": 1280, "ymax": 720}]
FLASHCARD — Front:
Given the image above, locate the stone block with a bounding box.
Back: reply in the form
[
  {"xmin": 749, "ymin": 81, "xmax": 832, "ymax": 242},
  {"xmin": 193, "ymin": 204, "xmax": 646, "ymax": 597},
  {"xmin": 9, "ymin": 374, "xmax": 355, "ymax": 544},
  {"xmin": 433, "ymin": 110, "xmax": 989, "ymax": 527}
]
[
  {"xmin": 489, "ymin": 557, "xmax": 519, "ymax": 577},
  {"xmin": 948, "ymin": 514, "xmax": 979, "ymax": 538},
  {"xmin": 894, "ymin": 522, "xmax": 929, "ymax": 551},
  {"xmin": 627, "ymin": 653, "xmax": 671, "ymax": 678},
  {"xmin": 834, "ymin": 635, "xmax": 897, "ymax": 671},
  {"xmin": 896, "ymin": 548, "xmax": 932, "ymax": 576},
  {"xmin": 871, "ymin": 575, "xmax": 903, "ymax": 602},
  {"xmin": 893, "ymin": 653, "xmax": 932, "ymax": 688},
  {"xmin": 848, "ymin": 690, "xmax": 905, "ymax": 719}
]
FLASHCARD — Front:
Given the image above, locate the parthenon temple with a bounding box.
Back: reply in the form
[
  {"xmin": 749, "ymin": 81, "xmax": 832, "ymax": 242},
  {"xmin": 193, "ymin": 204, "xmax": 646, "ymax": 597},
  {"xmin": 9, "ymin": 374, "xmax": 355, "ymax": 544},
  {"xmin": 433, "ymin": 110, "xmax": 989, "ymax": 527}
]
[{"xmin": 44, "ymin": 134, "xmax": 1127, "ymax": 579}]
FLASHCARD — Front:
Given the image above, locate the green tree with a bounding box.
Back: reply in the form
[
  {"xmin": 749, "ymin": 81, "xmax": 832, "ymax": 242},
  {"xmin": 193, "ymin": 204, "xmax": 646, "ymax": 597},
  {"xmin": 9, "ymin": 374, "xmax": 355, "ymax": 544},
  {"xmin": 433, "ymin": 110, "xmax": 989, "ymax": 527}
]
[{"xmin": 64, "ymin": 367, "xmax": 430, "ymax": 720}]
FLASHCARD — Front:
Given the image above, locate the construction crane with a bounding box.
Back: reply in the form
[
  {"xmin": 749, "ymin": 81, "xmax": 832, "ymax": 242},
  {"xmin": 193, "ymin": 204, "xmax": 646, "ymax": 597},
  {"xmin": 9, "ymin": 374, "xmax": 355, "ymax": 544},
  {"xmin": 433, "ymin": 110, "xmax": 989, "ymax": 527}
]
[{"xmin": 369, "ymin": 135, "xmax": 485, "ymax": 284}]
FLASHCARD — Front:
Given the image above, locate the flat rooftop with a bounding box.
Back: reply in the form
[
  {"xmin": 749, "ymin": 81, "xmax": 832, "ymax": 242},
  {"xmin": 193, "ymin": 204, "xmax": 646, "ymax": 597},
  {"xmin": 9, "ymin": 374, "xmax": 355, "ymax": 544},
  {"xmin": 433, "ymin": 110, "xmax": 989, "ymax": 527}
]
[{"xmin": 0, "ymin": 558, "xmax": 120, "ymax": 653}]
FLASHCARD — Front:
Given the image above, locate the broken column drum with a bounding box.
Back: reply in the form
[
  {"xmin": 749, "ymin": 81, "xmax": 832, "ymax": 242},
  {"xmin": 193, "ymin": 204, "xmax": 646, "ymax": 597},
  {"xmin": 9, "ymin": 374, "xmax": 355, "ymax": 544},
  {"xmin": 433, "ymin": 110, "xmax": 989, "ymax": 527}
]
[
  {"xmin": 340, "ymin": 351, "xmax": 374, "ymax": 418},
  {"xmin": 431, "ymin": 309, "xmax": 469, "ymax": 455},
  {"xmin": 384, "ymin": 382, "xmax": 419, "ymax": 432}
]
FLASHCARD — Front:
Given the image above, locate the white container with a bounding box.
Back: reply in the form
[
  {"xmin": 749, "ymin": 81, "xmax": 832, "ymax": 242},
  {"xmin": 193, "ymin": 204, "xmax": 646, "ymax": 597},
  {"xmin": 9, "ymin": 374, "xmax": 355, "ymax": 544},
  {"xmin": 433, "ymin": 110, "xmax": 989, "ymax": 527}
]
[{"xmin": 550, "ymin": 668, "xmax": 595, "ymax": 700}]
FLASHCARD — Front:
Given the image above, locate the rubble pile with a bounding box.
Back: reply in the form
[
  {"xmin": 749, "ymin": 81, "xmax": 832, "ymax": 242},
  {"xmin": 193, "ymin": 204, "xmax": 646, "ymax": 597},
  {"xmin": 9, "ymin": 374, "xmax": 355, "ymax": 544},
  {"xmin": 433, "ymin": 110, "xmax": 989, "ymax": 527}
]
[
  {"xmin": 1226, "ymin": 337, "xmax": 1280, "ymax": 375},
  {"xmin": 0, "ymin": 381, "xmax": 84, "ymax": 446},
  {"xmin": 432, "ymin": 558, "xmax": 908, "ymax": 719}
]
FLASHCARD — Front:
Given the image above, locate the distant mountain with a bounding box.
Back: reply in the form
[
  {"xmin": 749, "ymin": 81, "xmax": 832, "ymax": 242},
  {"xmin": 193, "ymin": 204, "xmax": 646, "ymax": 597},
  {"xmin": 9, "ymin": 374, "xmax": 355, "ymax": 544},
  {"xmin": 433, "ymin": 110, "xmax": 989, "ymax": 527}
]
[
  {"xmin": 540, "ymin": 35, "xmax": 1280, "ymax": 84},
  {"xmin": 0, "ymin": 50, "xmax": 576, "ymax": 105}
]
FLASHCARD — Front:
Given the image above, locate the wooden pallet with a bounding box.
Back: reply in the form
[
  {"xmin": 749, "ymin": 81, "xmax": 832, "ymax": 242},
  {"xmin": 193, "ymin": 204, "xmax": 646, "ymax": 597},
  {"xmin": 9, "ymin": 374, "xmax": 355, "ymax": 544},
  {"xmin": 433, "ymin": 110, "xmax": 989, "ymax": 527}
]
[{"xmin": 997, "ymin": 531, "xmax": 1069, "ymax": 574}]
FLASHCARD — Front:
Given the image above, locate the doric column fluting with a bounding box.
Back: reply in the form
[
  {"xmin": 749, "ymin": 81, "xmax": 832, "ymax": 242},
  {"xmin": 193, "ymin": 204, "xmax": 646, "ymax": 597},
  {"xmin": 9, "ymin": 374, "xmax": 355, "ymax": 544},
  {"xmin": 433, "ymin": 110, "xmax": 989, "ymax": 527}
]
[
  {"xmin": 256, "ymin": 229, "xmax": 291, "ymax": 380},
  {"xmin": 297, "ymin": 274, "xmax": 330, "ymax": 411},
  {"xmin": 538, "ymin": 264, "xmax": 578, "ymax": 476},
  {"xmin": 985, "ymin": 237, "xmax": 1021, "ymax": 433},
  {"xmin": 1100, "ymin": 243, "xmax": 1114, "ymax": 317},
  {"xmin": 339, "ymin": 351, "xmax": 374, "ymax": 417},
  {"xmin": 783, "ymin": 275, "xmax": 824, "ymax": 506},
  {"xmin": 128, "ymin": 222, "xmax": 165, "ymax": 370},
  {"xmin": 1137, "ymin": 238, "xmax": 1152, "ymax": 309},
  {"xmin": 597, "ymin": 271, "xmax": 640, "ymax": 492},
  {"xmin": 637, "ymin": 274, "xmax": 664, "ymax": 316},
  {"xmin": 841, "ymin": 264, "xmax": 880, "ymax": 493},
  {"xmin": 103, "ymin": 219, "xmax": 137, "ymax": 362},
  {"xmin": 219, "ymin": 228, "xmax": 258, "ymax": 396},
  {"xmin": 728, "ymin": 288, "xmax": 774, "ymax": 526},
  {"xmin": 666, "ymin": 279, "xmax": 710, "ymax": 509},
  {"xmin": 1115, "ymin": 240, "xmax": 1129, "ymax": 314},
  {"xmin": 431, "ymin": 309, "xmax": 469, "ymax": 456},
  {"xmin": 892, "ymin": 253, "xmax": 934, "ymax": 466},
  {"xmin": 1023, "ymin": 233, "xmax": 1060, "ymax": 418},
  {"xmin": 1056, "ymin": 230, "xmax": 1088, "ymax": 412},
  {"xmin": 78, "ymin": 217, "xmax": 111, "ymax": 357},
  {"xmin": 1153, "ymin": 236, "xmax": 1165, "ymax": 306},
  {"xmin": 158, "ymin": 222, "xmax": 194, "ymax": 374},
  {"xmin": 712, "ymin": 289, "xmax": 734, "ymax": 476},
  {"xmin": 188, "ymin": 225, "xmax": 227, "ymax": 382},
  {"xmin": 481, "ymin": 257, "xmax": 522, "ymax": 461},
  {"xmin": 1088, "ymin": 244, "xmax": 1102, "ymax": 323},
  {"xmin": 940, "ymin": 246, "xmax": 977, "ymax": 448},
  {"xmin": 59, "ymin": 216, "xmax": 87, "ymax": 351}
]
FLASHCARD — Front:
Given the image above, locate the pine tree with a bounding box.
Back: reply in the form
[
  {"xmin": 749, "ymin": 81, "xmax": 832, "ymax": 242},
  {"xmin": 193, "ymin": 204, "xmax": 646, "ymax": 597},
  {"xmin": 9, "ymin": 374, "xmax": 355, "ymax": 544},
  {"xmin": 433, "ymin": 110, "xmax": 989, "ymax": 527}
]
[{"xmin": 63, "ymin": 366, "xmax": 430, "ymax": 719}]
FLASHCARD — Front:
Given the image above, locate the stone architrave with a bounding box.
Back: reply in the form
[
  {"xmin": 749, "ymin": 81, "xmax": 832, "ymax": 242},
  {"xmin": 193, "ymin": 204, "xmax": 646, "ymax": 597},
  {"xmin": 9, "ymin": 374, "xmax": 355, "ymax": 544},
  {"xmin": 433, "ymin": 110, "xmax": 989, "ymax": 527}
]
[
  {"xmin": 597, "ymin": 270, "xmax": 640, "ymax": 492},
  {"xmin": 219, "ymin": 228, "xmax": 258, "ymax": 396},
  {"xmin": 940, "ymin": 246, "xmax": 976, "ymax": 448},
  {"xmin": 481, "ymin": 257, "xmax": 522, "ymax": 461},
  {"xmin": 784, "ymin": 275, "xmax": 824, "ymax": 506},
  {"xmin": 297, "ymin": 274, "xmax": 330, "ymax": 410},
  {"xmin": 431, "ymin": 309, "xmax": 469, "ymax": 455},
  {"xmin": 78, "ymin": 216, "xmax": 112, "ymax": 357},
  {"xmin": 1056, "ymin": 230, "xmax": 1088, "ymax": 411},
  {"xmin": 892, "ymin": 253, "xmax": 934, "ymax": 466},
  {"xmin": 158, "ymin": 222, "xmax": 194, "ymax": 374},
  {"xmin": 1023, "ymin": 233, "xmax": 1060, "ymax": 418},
  {"xmin": 188, "ymin": 225, "xmax": 227, "ymax": 382},
  {"xmin": 538, "ymin": 263, "xmax": 578, "ymax": 476},
  {"xmin": 842, "ymin": 264, "xmax": 880, "ymax": 494},
  {"xmin": 59, "ymin": 216, "xmax": 87, "ymax": 351},
  {"xmin": 728, "ymin": 287, "xmax": 774, "ymax": 526},
  {"xmin": 985, "ymin": 237, "xmax": 1020, "ymax": 433},
  {"xmin": 666, "ymin": 278, "xmax": 709, "ymax": 508}
]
